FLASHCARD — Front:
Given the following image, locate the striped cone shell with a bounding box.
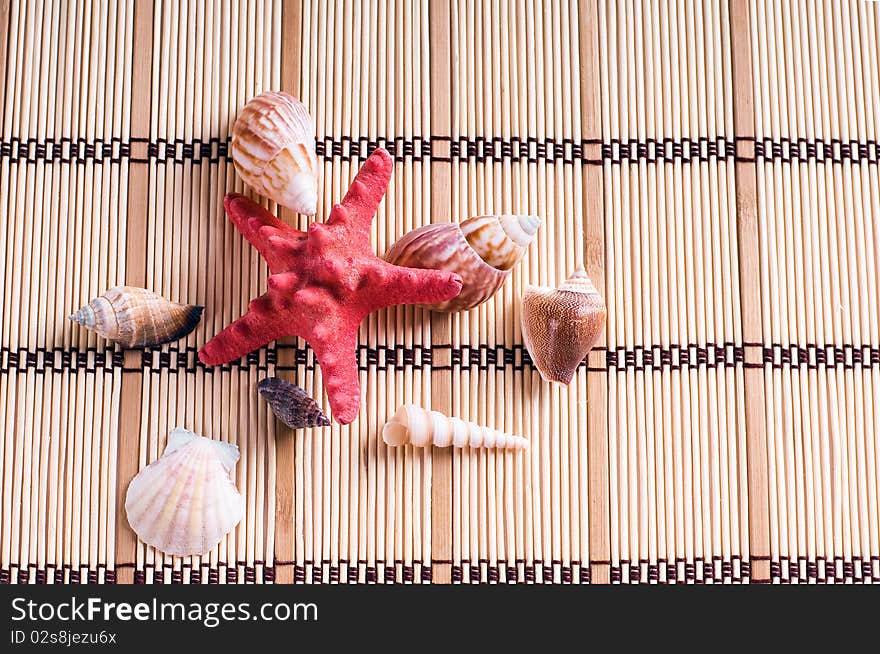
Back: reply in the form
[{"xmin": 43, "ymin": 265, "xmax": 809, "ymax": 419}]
[{"xmin": 68, "ymin": 286, "xmax": 203, "ymax": 348}]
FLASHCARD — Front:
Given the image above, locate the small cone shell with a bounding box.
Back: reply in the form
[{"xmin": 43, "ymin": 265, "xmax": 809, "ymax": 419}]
[
  {"xmin": 383, "ymin": 404, "xmax": 529, "ymax": 450},
  {"xmin": 258, "ymin": 377, "xmax": 330, "ymax": 429},
  {"xmin": 68, "ymin": 286, "xmax": 203, "ymax": 348},
  {"xmin": 521, "ymin": 268, "xmax": 606, "ymax": 385},
  {"xmin": 231, "ymin": 91, "xmax": 318, "ymax": 215},
  {"xmin": 124, "ymin": 429, "xmax": 244, "ymax": 557},
  {"xmin": 384, "ymin": 214, "xmax": 540, "ymax": 312}
]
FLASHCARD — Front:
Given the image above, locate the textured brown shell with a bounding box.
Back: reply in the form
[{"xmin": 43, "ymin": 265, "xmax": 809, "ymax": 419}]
[
  {"xmin": 521, "ymin": 271, "xmax": 606, "ymax": 385},
  {"xmin": 258, "ymin": 377, "xmax": 330, "ymax": 429}
]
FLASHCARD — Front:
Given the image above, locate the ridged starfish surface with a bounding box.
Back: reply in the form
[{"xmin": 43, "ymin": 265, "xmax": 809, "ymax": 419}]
[{"xmin": 199, "ymin": 148, "xmax": 463, "ymax": 424}]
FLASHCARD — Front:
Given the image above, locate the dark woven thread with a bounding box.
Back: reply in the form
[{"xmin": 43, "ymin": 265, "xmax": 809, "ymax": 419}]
[
  {"xmin": 10, "ymin": 134, "xmax": 875, "ymax": 167},
  {"xmin": 0, "ymin": 136, "xmax": 132, "ymax": 164},
  {"xmin": 770, "ymin": 556, "xmax": 877, "ymax": 583},
  {"xmin": 611, "ymin": 556, "xmax": 749, "ymax": 584},
  {"xmin": 13, "ymin": 342, "xmax": 875, "ymax": 375},
  {"xmin": 754, "ymin": 136, "xmax": 879, "ymax": 165},
  {"xmin": 602, "ymin": 136, "xmax": 735, "ymax": 163},
  {"xmin": 449, "ymin": 560, "xmax": 593, "ymax": 584}
]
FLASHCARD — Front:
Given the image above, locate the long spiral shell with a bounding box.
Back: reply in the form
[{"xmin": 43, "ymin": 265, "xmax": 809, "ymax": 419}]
[
  {"xmin": 521, "ymin": 267, "xmax": 606, "ymax": 385},
  {"xmin": 125, "ymin": 428, "xmax": 244, "ymax": 557},
  {"xmin": 231, "ymin": 91, "xmax": 318, "ymax": 215},
  {"xmin": 258, "ymin": 377, "xmax": 330, "ymax": 429},
  {"xmin": 383, "ymin": 404, "xmax": 529, "ymax": 449},
  {"xmin": 384, "ymin": 214, "xmax": 540, "ymax": 312},
  {"xmin": 68, "ymin": 286, "xmax": 203, "ymax": 348}
]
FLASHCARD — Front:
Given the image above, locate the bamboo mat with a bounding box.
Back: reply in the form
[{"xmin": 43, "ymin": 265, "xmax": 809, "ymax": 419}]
[{"xmin": 0, "ymin": 0, "xmax": 877, "ymax": 585}]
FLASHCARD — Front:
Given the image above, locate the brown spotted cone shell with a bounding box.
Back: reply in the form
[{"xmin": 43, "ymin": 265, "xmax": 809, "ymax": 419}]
[
  {"xmin": 384, "ymin": 214, "xmax": 541, "ymax": 312},
  {"xmin": 68, "ymin": 286, "xmax": 203, "ymax": 348},
  {"xmin": 258, "ymin": 377, "xmax": 331, "ymax": 429},
  {"xmin": 521, "ymin": 268, "xmax": 606, "ymax": 385}
]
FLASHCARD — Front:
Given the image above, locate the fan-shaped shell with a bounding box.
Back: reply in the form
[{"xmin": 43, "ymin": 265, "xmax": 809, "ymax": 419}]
[
  {"xmin": 231, "ymin": 91, "xmax": 318, "ymax": 215},
  {"xmin": 384, "ymin": 214, "xmax": 540, "ymax": 312},
  {"xmin": 258, "ymin": 377, "xmax": 330, "ymax": 429},
  {"xmin": 521, "ymin": 268, "xmax": 606, "ymax": 385},
  {"xmin": 68, "ymin": 286, "xmax": 203, "ymax": 348},
  {"xmin": 383, "ymin": 404, "xmax": 528, "ymax": 450},
  {"xmin": 124, "ymin": 428, "xmax": 243, "ymax": 557}
]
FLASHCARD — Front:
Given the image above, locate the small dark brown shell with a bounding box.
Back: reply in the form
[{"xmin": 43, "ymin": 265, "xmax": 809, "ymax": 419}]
[{"xmin": 257, "ymin": 377, "xmax": 330, "ymax": 429}]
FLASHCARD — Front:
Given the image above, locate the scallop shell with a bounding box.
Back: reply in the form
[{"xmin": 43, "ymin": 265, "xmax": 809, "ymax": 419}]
[
  {"xmin": 521, "ymin": 267, "xmax": 606, "ymax": 385},
  {"xmin": 384, "ymin": 214, "xmax": 541, "ymax": 312},
  {"xmin": 124, "ymin": 428, "xmax": 244, "ymax": 557},
  {"xmin": 258, "ymin": 377, "xmax": 330, "ymax": 429},
  {"xmin": 231, "ymin": 91, "xmax": 318, "ymax": 215},
  {"xmin": 68, "ymin": 286, "xmax": 203, "ymax": 348},
  {"xmin": 383, "ymin": 404, "xmax": 529, "ymax": 450}
]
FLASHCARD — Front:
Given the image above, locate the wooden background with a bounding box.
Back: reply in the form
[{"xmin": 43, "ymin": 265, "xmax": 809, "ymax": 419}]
[{"xmin": 1, "ymin": 0, "xmax": 878, "ymax": 584}]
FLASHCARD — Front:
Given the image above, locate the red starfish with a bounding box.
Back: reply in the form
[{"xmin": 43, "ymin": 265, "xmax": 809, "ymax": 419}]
[{"xmin": 199, "ymin": 148, "xmax": 463, "ymax": 424}]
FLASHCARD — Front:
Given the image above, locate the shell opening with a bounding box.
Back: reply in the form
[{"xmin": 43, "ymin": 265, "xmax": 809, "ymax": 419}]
[{"xmin": 382, "ymin": 421, "xmax": 409, "ymax": 447}]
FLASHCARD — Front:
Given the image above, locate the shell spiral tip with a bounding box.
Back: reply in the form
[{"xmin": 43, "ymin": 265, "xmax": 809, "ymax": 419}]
[
  {"xmin": 67, "ymin": 306, "xmax": 93, "ymax": 327},
  {"xmin": 518, "ymin": 214, "xmax": 542, "ymax": 237}
]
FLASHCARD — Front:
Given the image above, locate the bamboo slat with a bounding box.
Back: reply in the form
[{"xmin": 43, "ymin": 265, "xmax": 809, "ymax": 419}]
[
  {"xmin": 429, "ymin": 0, "xmax": 453, "ymax": 585},
  {"xmin": 729, "ymin": 0, "xmax": 770, "ymax": 583},
  {"xmin": 274, "ymin": 0, "xmax": 302, "ymax": 586},
  {"xmin": 580, "ymin": 0, "xmax": 610, "ymax": 584},
  {"xmin": 115, "ymin": 0, "xmax": 152, "ymax": 586}
]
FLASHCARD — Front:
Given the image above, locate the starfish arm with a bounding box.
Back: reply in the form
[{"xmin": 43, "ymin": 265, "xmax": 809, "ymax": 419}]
[
  {"xmin": 224, "ymin": 193, "xmax": 305, "ymax": 274},
  {"xmin": 369, "ymin": 261, "xmax": 463, "ymax": 309},
  {"xmin": 309, "ymin": 325, "xmax": 361, "ymax": 424},
  {"xmin": 326, "ymin": 148, "xmax": 393, "ymax": 241},
  {"xmin": 199, "ymin": 292, "xmax": 299, "ymax": 366}
]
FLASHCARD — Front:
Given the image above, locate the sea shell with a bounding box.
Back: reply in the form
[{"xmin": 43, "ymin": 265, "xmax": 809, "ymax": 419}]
[
  {"xmin": 384, "ymin": 214, "xmax": 541, "ymax": 312},
  {"xmin": 124, "ymin": 428, "xmax": 244, "ymax": 557},
  {"xmin": 258, "ymin": 377, "xmax": 330, "ymax": 429},
  {"xmin": 383, "ymin": 404, "xmax": 529, "ymax": 450},
  {"xmin": 521, "ymin": 267, "xmax": 606, "ymax": 385},
  {"xmin": 68, "ymin": 286, "xmax": 203, "ymax": 348},
  {"xmin": 231, "ymin": 91, "xmax": 318, "ymax": 215}
]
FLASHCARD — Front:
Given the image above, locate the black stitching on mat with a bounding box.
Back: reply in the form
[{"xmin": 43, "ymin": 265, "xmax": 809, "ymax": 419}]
[
  {"xmin": 5, "ymin": 135, "xmax": 874, "ymax": 166},
  {"xmin": 772, "ymin": 556, "xmax": 878, "ymax": 583},
  {"xmin": 611, "ymin": 556, "xmax": 749, "ymax": 584},
  {"xmin": 4, "ymin": 343, "xmax": 879, "ymax": 376}
]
